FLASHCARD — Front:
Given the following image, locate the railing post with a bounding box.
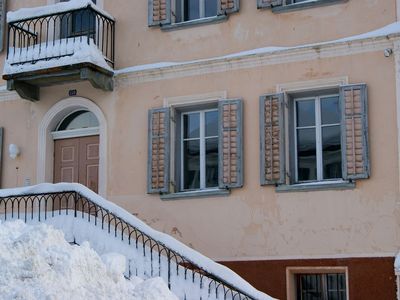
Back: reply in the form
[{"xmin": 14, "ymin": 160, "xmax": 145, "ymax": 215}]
[
  {"xmin": 168, "ymin": 250, "xmax": 171, "ymax": 289},
  {"xmin": 74, "ymin": 192, "xmax": 78, "ymax": 218}
]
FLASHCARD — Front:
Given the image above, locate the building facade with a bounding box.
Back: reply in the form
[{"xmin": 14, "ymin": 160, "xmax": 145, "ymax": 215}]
[{"xmin": 0, "ymin": 0, "xmax": 399, "ymax": 299}]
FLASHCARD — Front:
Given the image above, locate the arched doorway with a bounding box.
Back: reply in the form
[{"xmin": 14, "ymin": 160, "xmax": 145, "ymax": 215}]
[
  {"xmin": 37, "ymin": 97, "xmax": 107, "ymax": 196},
  {"xmin": 52, "ymin": 110, "xmax": 100, "ymax": 192}
]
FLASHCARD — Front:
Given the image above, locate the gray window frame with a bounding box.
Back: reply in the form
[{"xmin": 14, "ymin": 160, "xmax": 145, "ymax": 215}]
[
  {"xmin": 174, "ymin": 102, "xmax": 219, "ymax": 193},
  {"xmin": 293, "ymin": 94, "xmax": 341, "ymax": 183}
]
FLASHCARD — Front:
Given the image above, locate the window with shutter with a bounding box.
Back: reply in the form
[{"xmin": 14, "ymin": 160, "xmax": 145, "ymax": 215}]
[
  {"xmin": 260, "ymin": 93, "xmax": 285, "ymax": 185},
  {"xmin": 148, "ymin": 99, "xmax": 243, "ymax": 198},
  {"xmin": 340, "ymin": 84, "xmax": 369, "ymax": 180},
  {"xmin": 218, "ymin": 99, "xmax": 243, "ymax": 189},
  {"xmin": 257, "ymin": 0, "xmax": 345, "ymax": 12},
  {"xmin": 148, "ymin": 0, "xmax": 238, "ymax": 27},
  {"xmin": 147, "ymin": 108, "xmax": 170, "ymax": 194},
  {"xmin": 261, "ymin": 85, "xmax": 369, "ymax": 190}
]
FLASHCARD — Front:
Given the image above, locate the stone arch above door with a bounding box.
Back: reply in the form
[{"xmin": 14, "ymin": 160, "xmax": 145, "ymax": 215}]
[{"xmin": 37, "ymin": 97, "xmax": 107, "ymax": 197}]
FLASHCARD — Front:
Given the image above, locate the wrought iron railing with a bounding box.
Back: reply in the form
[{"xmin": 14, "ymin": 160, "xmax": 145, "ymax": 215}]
[
  {"xmin": 6, "ymin": 5, "xmax": 115, "ymax": 69},
  {"xmin": 0, "ymin": 190, "xmax": 260, "ymax": 300}
]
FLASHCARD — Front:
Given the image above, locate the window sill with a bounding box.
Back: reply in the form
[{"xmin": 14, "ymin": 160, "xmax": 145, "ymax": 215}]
[
  {"xmin": 160, "ymin": 188, "xmax": 230, "ymax": 200},
  {"xmin": 272, "ymin": 0, "xmax": 348, "ymax": 14},
  {"xmin": 276, "ymin": 180, "xmax": 355, "ymax": 193},
  {"xmin": 161, "ymin": 15, "xmax": 228, "ymax": 31}
]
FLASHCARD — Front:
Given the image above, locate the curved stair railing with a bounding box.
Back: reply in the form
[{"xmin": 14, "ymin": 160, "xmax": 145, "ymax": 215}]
[{"xmin": 0, "ymin": 183, "xmax": 274, "ymax": 300}]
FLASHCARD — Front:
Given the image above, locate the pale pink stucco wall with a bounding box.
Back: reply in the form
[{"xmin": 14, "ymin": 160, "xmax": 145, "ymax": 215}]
[{"xmin": 0, "ymin": 49, "xmax": 398, "ymax": 259}]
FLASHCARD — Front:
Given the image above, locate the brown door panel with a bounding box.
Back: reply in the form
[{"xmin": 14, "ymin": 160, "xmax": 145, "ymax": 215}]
[{"xmin": 54, "ymin": 135, "xmax": 99, "ymax": 193}]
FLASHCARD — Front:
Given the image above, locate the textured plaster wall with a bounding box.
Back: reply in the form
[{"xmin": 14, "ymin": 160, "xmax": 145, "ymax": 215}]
[{"xmin": 0, "ymin": 50, "xmax": 397, "ymax": 259}]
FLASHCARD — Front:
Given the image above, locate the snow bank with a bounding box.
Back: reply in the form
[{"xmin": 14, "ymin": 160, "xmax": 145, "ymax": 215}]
[
  {"xmin": 7, "ymin": 0, "xmax": 114, "ymax": 23},
  {"xmin": 0, "ymin": 220, "xmax": 177, "ymax": 300},
  {"xmin": 4, "ymin": 38, "xmax": 112, "ymax": 75},
  {"xmin": 0, "ymin": 183, "xmax": 275, "ymax": 300}
]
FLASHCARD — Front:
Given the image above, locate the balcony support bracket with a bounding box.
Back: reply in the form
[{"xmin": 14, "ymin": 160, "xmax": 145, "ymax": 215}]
[
  {"xmin": 7, "ymin": 79, "xmax": 39, "ymax": 102},
  {"xmin": 80, "ymin": 67, "xmax": 114, "ymax": 91}
]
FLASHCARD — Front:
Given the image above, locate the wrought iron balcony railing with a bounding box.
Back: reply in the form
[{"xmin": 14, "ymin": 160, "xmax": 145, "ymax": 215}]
[{"xmin": 5, "ymin": 3, "xmax": 115, "ymax": 73}]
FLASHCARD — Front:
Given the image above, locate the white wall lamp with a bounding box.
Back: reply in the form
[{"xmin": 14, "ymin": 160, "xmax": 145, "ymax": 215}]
[
  {"xmin": 384, "ymin": 48, "xmax": 393, "ymax": 57},
  {"xmin": 9, "ymin": 144, "xmax": 20, "ymax": 159}
]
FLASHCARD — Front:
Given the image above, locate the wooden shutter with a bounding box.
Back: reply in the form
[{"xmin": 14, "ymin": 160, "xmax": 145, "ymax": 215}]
[
  {"xmin": 0, "ymin": 0, "xmax": 5, "ymax": 53},
  {"xmin": 148, "ymin": 0, "xmax": 171, "ymax": 27},
  {"xmin": 257, "ymin": 0, "xmax": 283, "ymax": 9},
  {"xmin": 0, "ymin": 127, "xmax": 3, "ymax": 188},
  {"xmin": 340, "ymin": 84, "xmax": 370, "ymax": 180},
  {"xmin": 218, "ymin": 0, "xmax": 240, "ymax": 15},
  {"xmin": 260, "ymin": 93, "xmax": 285, "ymax": 185},
  {"xmin": 147, "ymin": 108, "xmax": 170, "ymax": 194},
  {"xmin": 218, "ymin": 99, "xmax": 243, "ymax": 189}
]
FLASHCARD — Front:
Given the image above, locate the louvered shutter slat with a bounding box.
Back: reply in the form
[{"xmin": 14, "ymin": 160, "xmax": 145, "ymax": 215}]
[
  {"xmin": 257, "ymin": 0, "xmax": 283, "ymax": 9},
  {"xmin": 260, "ymin": 93, "xmax": 285, "ymax": 185},
  {"xmin": 147, "ymin": 108, "xmax": 170, "ymax": 194},
  {"xmin": 218, "ymin": 99, "xmax": 243, "ymax": 189},
  {"xmin": 148, "ymin": 0, "xmax": 171, "ymax": 27},
  {"xmin": 218, "ymin": 0, "xmax": 240, "ymax": 15},
  {"xmin": 340, "ymin": 84, "xmax": 370, "ymax": 180}
]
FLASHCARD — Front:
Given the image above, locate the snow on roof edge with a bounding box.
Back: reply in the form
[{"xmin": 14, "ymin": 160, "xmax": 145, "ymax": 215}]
[
  {"xmin": 0, "ymin": 183, "xmax": 276, "ymax": 300},
  {"xmin": 7, "ymin": 0, "xmax": 114, "ymax": 23},
  {"xmin": 115, "ymin": 21, "xmax": 400, "ymax": 76}
]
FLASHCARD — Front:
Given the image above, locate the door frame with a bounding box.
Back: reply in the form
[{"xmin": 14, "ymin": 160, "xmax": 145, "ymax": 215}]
[{"xmin": 37, "ymin": 97, "xmax": 107, "ymax": 197}]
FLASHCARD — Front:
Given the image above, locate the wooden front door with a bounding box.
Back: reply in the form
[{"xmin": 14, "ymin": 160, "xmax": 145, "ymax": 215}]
[{"xmin": 54, "ymin": 135, "xmax": 99, "ymax": 193}]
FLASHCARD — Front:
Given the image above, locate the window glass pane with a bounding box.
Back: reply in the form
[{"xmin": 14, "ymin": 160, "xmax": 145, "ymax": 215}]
[
  {"xmin": 183, "ymin": 140, "xmax": 200, "ymax": 190},
  {"xmin": 184, "ymin": 113, "xmax": 200, "ymax": 139},
  {"xmin": 327, "ymin": 273, "xmax": 347, "ymax": 300},
  {"xmin": 185, "ymin": 0, "xmax": 200, "ymax": 21},
  {"xmin": 205, "ymin": 110, "xmax": 218, "ymax": 137},
  {"xmin": 297, "ymin": 128, "xmax": 317, "ymax": 181},
  {"xmin": 321, "ymin": 96, "xmax": 340, "ymax": 125},
  {"xmin": 175, "ymin": 0, "xmax": 183, "ymax": 22},
  {"xmin": 58, "ymin": 111, "xmax": 99, "ymax": 131},
  {"xmin": 299, "ymin": 274, "xmax": 322, "ymax": 300},
  {"xmin": 296, "ymin": 100, "xmax": 315, "ymax": 127},
  {"xmin": 322, "ymin": 126, "xmax": 342, "ymax": 179},
  {"xmin": 206, "ymin": 138, "xmax": 218, "ymax": 188},
  {"xmin": 205, "ymin": 0, "xmax": 217, "ymax": 17}
]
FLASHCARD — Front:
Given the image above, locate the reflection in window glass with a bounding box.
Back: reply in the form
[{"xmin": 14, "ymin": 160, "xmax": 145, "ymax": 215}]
[
  {"xmin": 183, "ymin": 140, "xmax": 200, "ymax": 190},
  {"xmin": 184, "ymin": 113, "xmax": 200, "ymax": 139},
  {"xmin": 205, "ymin": 110, "xmax": 218, "ymax": 137},
  {"xmin": 206, "ymin": 138, "xmax": 218, "ymax": 187},
  {"xmin": 321, "ymin": 96, "xmax": 340, "ymax": 125},
  {"xmin": 296, "ymin": 100, "xmax": 315, "ymax": 127},
  {"xmin": 322, "ymin": 126, "xmax": 342, "ymax": 179},
  {"xmin": 297, "ymin": 128, "xmax": 317, "ymax": 181},
  {"xmin": 175, "ymin": 0, "xmax": 217, "ymax": 22}
]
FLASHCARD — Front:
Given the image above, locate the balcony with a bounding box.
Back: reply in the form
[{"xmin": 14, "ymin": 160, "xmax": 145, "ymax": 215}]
[{"xmin": 2, "ymin": 0, "xmax": 115, "ymax": 101}]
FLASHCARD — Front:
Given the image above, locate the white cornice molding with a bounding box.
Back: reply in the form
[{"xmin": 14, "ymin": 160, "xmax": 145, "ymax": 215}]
[
  {"xmin": 0, "ymin": 88, "xmax": 21, "ymax": 102},
  {"xmin": 116, "ymin": 35, "xmax": 398, "ymax": 87}
]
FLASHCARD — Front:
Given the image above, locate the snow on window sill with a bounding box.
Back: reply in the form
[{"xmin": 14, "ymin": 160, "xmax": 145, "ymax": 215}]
[
  {"xmin": 275, "ymin": 180, "xmax": 355, "ymax": 193},
  {"xmin": 161, "ymin": 15, "xmax": 228, "ymax": 31},
  {"xmin": 272, "ymin": 0, "xmax": 348, "ymax": 14},
  {"xmin": 160, "ymin": 188, "xmax": 230, "ymax": 200}
]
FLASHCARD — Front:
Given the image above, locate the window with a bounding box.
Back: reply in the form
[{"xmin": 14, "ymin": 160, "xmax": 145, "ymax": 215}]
[
  {"xmin": 56, "ymin": 110, "xmax": 99, "ymax": 131},
  {"xmin": 260, "ymin": 84, "xmax": 369, "ymax": 189},
  {"xmin": 147, "ymin": 99, "xmax": 243, "ymax": 197},
  {"xmin": 148, "ymin": 0, "xmax": 239, "ymax": 28},
  {"xmin": 60, "ymin": 0, "xmax": 97, "ymax": 38},
  {"xmin": 294, "ymin": 95, "xmax": 341, "ymax": 183},
  {"xmin": 181, "ymin": 109, "xmax": 219, "ymax": 191},
  {"xmin": 175, "ymin": 0, "xmax": 218, "ymax": 23},
  {"xmin": 296, "ymin": 273, "xmax": 347, "ymax": 300}
]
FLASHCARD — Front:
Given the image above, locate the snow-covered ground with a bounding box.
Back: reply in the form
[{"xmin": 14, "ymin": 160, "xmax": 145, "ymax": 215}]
[{"xmin": 0, "ymin": 220, "xmax": 178, "ymax": 300}]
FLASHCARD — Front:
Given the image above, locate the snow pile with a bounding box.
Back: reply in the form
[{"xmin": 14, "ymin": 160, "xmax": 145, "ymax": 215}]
[
  {"xmin": 0, "ymin": 183, "xmax": 275, "ymax": 300},
  {"xmin": 0, "ymin": 220, "xmax": 178, "ymax": 300},
  {"xmin": 7, "ymin": 0, "xmax": 114, "ymax": 23},
  {"xmin": 4, "ymin": 38, "xmax": 112, "ymax": 75}
]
